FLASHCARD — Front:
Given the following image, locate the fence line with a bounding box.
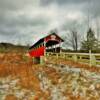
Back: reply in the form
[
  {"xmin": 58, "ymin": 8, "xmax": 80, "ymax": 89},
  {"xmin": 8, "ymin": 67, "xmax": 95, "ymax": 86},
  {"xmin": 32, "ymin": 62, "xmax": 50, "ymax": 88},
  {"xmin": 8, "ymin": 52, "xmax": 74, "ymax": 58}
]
[{"xmin": 46, "ymin": 52, "xmax": 100, "ymax": 66}]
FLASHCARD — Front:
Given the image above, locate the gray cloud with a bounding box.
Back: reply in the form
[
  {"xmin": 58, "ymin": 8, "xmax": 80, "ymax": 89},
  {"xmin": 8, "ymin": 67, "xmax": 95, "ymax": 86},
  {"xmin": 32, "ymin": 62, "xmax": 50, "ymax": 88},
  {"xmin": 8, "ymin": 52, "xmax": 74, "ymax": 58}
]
[
  {"xmin": 40, "ymin": 0, "xmax": 87, "ymax": 6},
  {"xmin": 0, "ymin": 0, "xmax": 100, "ymax": 45}
]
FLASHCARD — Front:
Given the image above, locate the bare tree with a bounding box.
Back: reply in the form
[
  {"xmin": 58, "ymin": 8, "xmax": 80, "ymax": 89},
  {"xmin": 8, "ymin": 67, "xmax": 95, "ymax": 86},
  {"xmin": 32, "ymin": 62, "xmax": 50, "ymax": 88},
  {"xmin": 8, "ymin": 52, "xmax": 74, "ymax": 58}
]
[{"xmin": 63, "ymin": 30, "xmax": 81, "ymax": 51}]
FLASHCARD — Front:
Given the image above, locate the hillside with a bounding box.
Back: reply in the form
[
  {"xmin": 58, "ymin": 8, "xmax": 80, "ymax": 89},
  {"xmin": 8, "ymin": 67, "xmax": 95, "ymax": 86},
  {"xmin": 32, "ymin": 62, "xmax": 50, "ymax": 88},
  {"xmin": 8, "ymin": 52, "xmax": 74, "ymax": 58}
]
[{"xmin": 0, "ymin": 42, "xmax": 29, "ymax": 52}]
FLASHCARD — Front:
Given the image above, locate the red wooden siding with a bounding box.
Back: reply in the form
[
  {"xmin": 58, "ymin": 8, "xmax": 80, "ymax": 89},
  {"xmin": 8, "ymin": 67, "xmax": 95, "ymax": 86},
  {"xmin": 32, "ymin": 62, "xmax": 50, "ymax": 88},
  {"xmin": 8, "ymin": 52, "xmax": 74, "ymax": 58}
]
[{"xmin": 29, "ymin": 46, "xmax": 45, "ymax": 57}]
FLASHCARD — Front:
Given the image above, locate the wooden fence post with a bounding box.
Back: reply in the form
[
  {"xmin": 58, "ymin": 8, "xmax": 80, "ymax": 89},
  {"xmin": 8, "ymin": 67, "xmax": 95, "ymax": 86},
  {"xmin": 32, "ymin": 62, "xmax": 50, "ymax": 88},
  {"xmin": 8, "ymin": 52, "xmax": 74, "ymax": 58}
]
[
  {"xmin": 89, "ymin": 50, "xmax": 92, "ymax": 67},
  {"xmin": 40, "ymin": 56, "xmax": 45, "ymax": 65},
  {"xmin": 56, "ymin": 53, "xmax": 58, "ymax": 59},
  {"xmin": 72, "ymin": 55, "xmax": 77, "ymax": 62},
  {"xmin": 89, "ymin": 50, "xmax": 96, "ymax": 66},
  {"xmin": 90, "ymin": 55, "xmax": 96, "ymax": 66}
]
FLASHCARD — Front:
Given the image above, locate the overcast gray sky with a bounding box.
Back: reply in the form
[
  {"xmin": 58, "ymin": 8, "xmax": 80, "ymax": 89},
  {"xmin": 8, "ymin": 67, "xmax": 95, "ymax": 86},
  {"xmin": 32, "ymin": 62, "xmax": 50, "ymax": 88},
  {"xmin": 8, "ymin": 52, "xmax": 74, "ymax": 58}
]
[{"xmin": 0, "ymin": 0, "xmax": 100, "ymax": 45}]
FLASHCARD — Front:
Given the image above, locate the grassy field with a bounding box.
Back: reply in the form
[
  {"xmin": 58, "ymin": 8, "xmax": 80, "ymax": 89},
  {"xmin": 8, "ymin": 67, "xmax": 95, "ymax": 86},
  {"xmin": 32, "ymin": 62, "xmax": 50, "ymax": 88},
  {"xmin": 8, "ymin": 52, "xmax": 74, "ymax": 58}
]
[{"xmin": 0, "ymin": 47, "xmax": 100, "ymax": 99}]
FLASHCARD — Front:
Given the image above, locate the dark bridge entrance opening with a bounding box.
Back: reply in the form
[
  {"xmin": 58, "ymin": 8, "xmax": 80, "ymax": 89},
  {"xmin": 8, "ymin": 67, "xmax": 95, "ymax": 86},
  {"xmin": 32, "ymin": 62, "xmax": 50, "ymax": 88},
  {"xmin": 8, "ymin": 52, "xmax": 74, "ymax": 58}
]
[{"xmin": 46, "ymin": 40, "xmax": 61, "ymax": 53}]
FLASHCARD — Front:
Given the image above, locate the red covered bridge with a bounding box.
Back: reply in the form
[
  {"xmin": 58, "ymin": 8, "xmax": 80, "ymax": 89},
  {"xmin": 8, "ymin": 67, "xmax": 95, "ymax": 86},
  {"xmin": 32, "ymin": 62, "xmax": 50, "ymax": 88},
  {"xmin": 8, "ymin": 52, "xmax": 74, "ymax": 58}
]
[{"xmin": 29, "ymin": 33, "xmax": 64, "ymax": 64}]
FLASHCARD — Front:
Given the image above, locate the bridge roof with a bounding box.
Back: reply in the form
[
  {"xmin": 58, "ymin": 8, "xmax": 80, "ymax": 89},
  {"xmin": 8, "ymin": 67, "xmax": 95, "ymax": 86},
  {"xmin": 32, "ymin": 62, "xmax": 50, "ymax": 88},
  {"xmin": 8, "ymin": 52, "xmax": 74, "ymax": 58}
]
[{"xmin": 29, "ymin": 33, "xmax": 64, "ymax": 49}]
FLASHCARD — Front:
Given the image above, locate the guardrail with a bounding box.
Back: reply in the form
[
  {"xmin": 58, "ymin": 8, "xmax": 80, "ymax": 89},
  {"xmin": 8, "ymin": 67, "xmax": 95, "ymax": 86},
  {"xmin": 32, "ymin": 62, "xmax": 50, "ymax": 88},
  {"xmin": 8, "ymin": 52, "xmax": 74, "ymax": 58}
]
[{"xmin": 46, "ymin": 52, "xmax": 100, "ymax": 66}]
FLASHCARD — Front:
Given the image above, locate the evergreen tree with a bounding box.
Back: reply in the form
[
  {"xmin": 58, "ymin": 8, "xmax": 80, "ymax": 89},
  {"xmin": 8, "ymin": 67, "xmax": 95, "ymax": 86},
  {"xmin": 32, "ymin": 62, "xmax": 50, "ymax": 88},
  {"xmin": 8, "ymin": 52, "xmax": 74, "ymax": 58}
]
[{"xmin": 81, "ymin": 28, "xmax": 98, "ymax": 51}]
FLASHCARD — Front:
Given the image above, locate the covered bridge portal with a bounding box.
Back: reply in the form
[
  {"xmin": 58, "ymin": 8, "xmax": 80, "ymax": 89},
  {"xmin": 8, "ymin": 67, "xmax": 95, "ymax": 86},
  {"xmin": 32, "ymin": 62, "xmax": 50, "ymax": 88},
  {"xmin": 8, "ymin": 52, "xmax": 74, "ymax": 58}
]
[{"xmin": 29, "ymin": 33, "xmax": 64, "ymax": 64}]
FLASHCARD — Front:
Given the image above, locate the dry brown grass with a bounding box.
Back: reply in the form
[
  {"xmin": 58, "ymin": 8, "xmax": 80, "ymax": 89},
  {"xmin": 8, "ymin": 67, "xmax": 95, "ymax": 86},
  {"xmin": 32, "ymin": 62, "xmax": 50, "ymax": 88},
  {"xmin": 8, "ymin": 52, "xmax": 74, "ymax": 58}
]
[
  {"xmin": 1, "ymin": 53, "xmax": 100, "ymax": 100},
  {"xmin": 46, "ymin": 57, "xmax": 100, "ymax": 73},
  {"xmin": 0, "ymin": 52, "xmax": 58, "ymax": 99},
  {"xmin": 5, "ymin": 94, "xmax": 18, "ymax": 100}
]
